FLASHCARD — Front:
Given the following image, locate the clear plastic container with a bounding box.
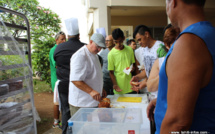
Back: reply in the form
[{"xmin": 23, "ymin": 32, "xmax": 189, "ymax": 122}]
[{"xmin": 68, "ymin": 108, "xmax": 142, "ymax": 134}]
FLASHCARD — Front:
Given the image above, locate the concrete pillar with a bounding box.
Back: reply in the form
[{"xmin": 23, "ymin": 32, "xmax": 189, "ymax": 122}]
[
  {"xmin": 89, "ymin": 0, "xmax": 111, "ymax": 36},
  {"xmin": 107, "ymin": 6, "xmax": 111, "ymax": 35},
  {"xmin": 93, "ymin": 6, "xmax": 111, "ymax": 36}
]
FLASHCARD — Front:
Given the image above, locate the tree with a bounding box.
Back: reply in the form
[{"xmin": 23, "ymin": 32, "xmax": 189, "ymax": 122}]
[
  {"xmin": 0, "ymin": 0, "xmax": 61, "ymax": 84},
  {"xmin": 32, "ymin": 38, "xmax": 55, "ymax": 83}
]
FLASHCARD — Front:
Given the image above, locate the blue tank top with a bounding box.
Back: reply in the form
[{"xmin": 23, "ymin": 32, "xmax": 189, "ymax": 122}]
[{"xmin": 154, "ymin": 21, "xmax": 215, "ymax": 133}]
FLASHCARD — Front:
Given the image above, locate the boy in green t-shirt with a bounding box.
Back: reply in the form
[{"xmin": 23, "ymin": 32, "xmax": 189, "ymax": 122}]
[{"xmin": 108, "ymin": 28, "xmax": 136, "ymax": 94}]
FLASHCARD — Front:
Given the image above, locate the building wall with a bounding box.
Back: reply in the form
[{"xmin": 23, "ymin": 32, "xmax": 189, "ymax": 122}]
[
  {"xmin": 86, "ymin": 0, "xmax": 215, "ymax": 36},
  {"xmin": 111, "ymin": 15, "xmax": 168, "ymax": 29},
  {"xmin": 110, "ymin": 0, "xmax": 165, "ymax": 7}
]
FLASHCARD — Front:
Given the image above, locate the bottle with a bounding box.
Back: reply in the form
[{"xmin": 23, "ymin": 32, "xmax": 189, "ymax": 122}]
[{"xmin": 67, "ymin": 121, "xmax": 73, "ymax": 134}]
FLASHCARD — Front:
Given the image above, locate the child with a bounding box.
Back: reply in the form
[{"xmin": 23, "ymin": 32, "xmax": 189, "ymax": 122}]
[{"xmin": 108, "ymin": 28, "xmax": 136, "ymax": 94}]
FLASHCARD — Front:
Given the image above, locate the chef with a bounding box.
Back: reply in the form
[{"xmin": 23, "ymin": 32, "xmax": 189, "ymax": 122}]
[{"xmin": 69, "ymin": 33, "xmax": 107, "ymax": 117}]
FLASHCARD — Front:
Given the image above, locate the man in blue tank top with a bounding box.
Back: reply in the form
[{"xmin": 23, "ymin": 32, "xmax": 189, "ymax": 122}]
[{"xmin": 147, "ymin": 0, "xmax": 215, "ymax": 133}]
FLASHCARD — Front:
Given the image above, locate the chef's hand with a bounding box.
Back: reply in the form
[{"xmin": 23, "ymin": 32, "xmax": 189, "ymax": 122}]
[
  {"xmin": 102, "ymin": 89, "xmax": 107, "ymax": 98},
  {"xmin": 89, "ymin": 90, "xmax": 101, "ymax": 101},
  {"xmin": 147, "ymin": 98, "xmax": 157, "ymax": 121},
  {"xmin": 113, "ymin": 85, "xmax": 122, "ymax": 92}
]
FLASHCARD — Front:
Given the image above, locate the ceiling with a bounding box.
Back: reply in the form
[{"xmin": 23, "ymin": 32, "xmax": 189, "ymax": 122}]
[
  {"xmin": 111, "ymin": 6, "xmax": 166, "ymax": 17},
  {"xmin": 110, "ymin": 6, "xmax": 215, "ymax": 19}
]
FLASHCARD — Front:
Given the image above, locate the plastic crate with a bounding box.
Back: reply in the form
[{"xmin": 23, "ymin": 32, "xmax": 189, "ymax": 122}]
[{"xmin": 68, "ymin": 108, "xmax": 142, "ymax": 134}]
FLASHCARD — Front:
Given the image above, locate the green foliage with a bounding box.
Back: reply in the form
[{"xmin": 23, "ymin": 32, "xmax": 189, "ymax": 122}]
[
  {"xmin": 0, "ymin": 55, "xmax": 23, "ymax": 65},
  {"xmin": 0, "ymin": 55, "xmax": 26, "ymax": 80},
  {"xmin": 32, "ymin": 38, "xmax": 55, "ymax": 83},
  {"xmin": 0, "ymin": 0, "xmax": 61, "ymax": 40},
  {"xmin": 0, "ymin": 0, "xmax": 61, "ymax": 83}
]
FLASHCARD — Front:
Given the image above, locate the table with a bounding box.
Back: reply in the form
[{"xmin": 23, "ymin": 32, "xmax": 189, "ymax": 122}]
[{"xmin": 107, "ymin": 94, "xmax": 151, "ymax": 134}]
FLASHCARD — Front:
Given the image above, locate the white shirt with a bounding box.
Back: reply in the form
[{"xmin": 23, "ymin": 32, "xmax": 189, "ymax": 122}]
[
  {"xmin": 143, "ymin": 40, "xmax": 164, "ymax": 77},
  {"xmin": 135, "ymin": 47, "xmax": 145, "ymax": 66},
  {"xmin": 69, "ymin": 45, "xmax": 103, "ymax": 107}
]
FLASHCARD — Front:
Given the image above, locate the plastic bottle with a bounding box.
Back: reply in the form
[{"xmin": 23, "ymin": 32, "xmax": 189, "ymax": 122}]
[{"xmin": 67, "ymin": 121, "xmax": 73, "ymax": 134}]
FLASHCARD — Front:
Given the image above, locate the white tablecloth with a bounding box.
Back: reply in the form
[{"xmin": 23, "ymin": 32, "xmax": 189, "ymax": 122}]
[{"xmin": 107, "ymin": 94, "xmax": 151, "ymax": 134}]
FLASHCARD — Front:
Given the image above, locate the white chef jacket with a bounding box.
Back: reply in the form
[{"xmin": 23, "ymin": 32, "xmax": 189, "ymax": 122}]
[{"xmin": 69, "ymin": 45, "xmax": 103, "ymax": 107}]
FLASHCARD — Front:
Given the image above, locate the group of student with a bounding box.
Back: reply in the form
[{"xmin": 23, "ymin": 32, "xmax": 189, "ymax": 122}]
[{"xmin": 48, "ymin": 0, "xmax": 215, "ymax": 133}]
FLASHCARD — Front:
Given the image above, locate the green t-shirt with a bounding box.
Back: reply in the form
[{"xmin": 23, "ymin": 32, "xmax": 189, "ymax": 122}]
[
  {"xmin": 49, "ymin": 44, "xmax": 57, "ymax": 91},
  {"xmin": 157, "ymin": 43, "xmax": 167, "ymax": 57},
  {"xmin": 108, "ymin": 45, "xmax": 135, "ymax": 94}
]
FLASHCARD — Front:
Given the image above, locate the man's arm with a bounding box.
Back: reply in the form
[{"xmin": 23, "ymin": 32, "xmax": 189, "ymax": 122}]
[
  {"xmin": 160, "ymin": 34, "xmax": 213, "ymax": 133},
  {"xmin": 147, "ymin": 59, "xmax": 159, "ymax": 92},
  {"xmin": 109, "ymin": 71, "xmax": 122, "ymax": 92},
  {"xmin": 135, "ymin": 69, "xmax": 147, "ymax": 80},
  {"xmin": 134, "ymin": 58, "xmax": 140, "ymax": 75},
  {"xmin": 72, "ymin": 81, "xmax": 101, "ymax": 101}
]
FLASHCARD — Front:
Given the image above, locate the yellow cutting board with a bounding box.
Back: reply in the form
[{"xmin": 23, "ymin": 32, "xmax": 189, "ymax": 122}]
[{"xmin": 117, "ymin": 97, "xmax": 142, "ymax": 103}]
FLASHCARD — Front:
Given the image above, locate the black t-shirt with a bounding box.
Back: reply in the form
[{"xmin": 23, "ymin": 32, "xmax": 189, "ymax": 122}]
[{"xmin": 54, "ymin": 37, "xmax": 85, "ymax": 82}]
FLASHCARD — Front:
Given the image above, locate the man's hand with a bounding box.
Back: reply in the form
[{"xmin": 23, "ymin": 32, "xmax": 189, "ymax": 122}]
[
  {"xmin": 113, "ymin": 85, "xmax": 122, "ymax": 92},
  {"xmin": 130, "ymin": 76, "xmax": 140, "ymax": 92},
  {"xmin": 130, "ymin": 76, "xmax": 139, "ymax": 84},
  {"xmin": 147, "ymin": 98, "xmax": 157, "ymax": 121},
  {"xmin": 89, "ymin": 90, "xmax": 101, "ymax": 101},
  {"xmin": 130, "ymin": 76, "xmax": 147, "ymax": 92},
  {"xmin": 130, "ymin": 82, "xmax": 140, "ymax": 93},
  {"xmin": 102, "ymin": 89, "xmax": 107, "ymax": 98},
  {"xmin": 138, "ymin": 79, "xmax": 147, "ymax": 89}
]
